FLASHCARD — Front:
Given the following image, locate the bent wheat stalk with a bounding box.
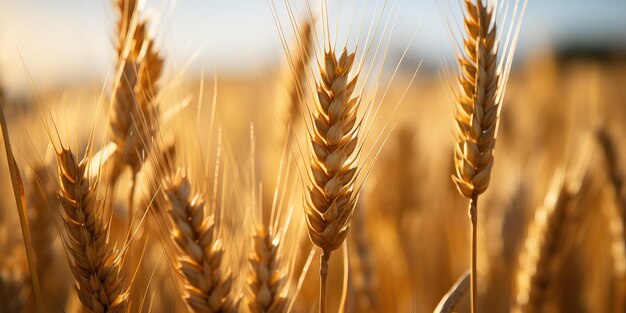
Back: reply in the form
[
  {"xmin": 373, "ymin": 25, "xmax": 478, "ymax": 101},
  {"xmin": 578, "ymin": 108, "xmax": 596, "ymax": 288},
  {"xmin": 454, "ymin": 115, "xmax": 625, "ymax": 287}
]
[
  {"xmin": 305, "ymin": 47, "xmax": 360, "ymax": 313},
  {"xmin": 0, "ymin": 101, "xmax": 44, "ymax": 312},
  {"xmin": 55, "ymin": 148, "xmax": 128, "ymax": 312}
]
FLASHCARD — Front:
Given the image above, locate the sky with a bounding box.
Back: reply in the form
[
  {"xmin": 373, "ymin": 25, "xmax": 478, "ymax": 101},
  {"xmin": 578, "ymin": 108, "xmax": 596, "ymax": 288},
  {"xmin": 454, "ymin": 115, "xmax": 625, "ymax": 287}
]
[{"xmin": 1, "ymin": 0, "xmax": 626, "ymax": 94}]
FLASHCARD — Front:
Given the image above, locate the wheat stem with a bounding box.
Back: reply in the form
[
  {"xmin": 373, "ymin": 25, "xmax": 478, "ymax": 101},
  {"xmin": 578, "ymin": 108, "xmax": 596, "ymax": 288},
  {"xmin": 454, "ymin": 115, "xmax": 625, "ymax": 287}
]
[
  {"xmin": 128, "ymin": 170, "xmax": 137, "ymax": 228},
  {"xmin": 469, "ymin": 194, "xmax": 478, "ymax": 313},
  {"xmin": 320, "ymin": 250, "xmax": 331, "ymax": 313}
]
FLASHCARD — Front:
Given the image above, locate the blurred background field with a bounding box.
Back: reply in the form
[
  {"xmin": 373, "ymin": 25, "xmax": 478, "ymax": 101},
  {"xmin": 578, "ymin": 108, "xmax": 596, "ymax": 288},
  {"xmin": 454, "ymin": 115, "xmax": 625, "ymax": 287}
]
[{"xmin": 1, "ymin": 1, "xmax": 626, "ymax": 313}]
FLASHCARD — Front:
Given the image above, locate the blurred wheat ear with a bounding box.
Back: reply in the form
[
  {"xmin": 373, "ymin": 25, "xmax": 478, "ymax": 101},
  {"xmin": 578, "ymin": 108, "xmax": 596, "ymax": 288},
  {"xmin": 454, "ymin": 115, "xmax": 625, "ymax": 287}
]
[
  {"xmin": 246, "ymin": 225, "xmax": 288, "ymax": 313},
  {"xmin": 108, "ymin": 0, "xmax": 164, "ymax": 222},
  {"xmin": 596, "ymin": 128, "xmax": 626, "ymax": 313},
  {"xmin": 513, "ymin": 173, "xmax": 582, "ymax": 313},
  {"xmin": 280, "ymin": 17, "xmax": 314, "ymax": 146}
]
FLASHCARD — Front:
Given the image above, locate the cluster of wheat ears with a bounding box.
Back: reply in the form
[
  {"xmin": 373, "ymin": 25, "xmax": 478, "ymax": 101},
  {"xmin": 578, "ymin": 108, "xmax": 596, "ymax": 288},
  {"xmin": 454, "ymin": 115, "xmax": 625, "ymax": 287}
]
[{"xmin": 4, "ymin": 0, "xmax": 626, "ymax": 312}]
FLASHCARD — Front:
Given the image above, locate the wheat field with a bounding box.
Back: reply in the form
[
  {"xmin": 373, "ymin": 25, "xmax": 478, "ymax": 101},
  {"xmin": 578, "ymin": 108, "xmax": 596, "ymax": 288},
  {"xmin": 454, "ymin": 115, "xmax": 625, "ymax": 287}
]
[{"xmin": 1, "ymin": 1, "xmax": 626, "ymax": 313}]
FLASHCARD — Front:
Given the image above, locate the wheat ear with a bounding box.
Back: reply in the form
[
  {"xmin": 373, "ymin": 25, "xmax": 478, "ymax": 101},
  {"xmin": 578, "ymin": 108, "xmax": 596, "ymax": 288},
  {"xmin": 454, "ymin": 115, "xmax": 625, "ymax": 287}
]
[
  {"xmin": 162, "ymin": 171, "xmax": 236, "ymax": 312},
  {"xmin": 56, "ymin": 148, "xmax": 128, "ymax": 313},
  {"xmin": 596, "ymin": 128, "xmax": 626, "ymax": 313},
  {"xmin": 305, "ymin": 47, "xmax": 360, "ymax": 313},
  {"xmin": 27, "ymin": 163, "xmax": 58, "ymax": 275},
  {"xmin": 350, "ymin": 202, "xmax": 377, "ymax": 312},
  {"xmin": 282, "ymin": 18, "xmax": 314, "ymax": 144},
  {"xmin": 452, "ymin": 2, "xmax": 501, "ymax": 311},
  {"xmin": 246, "ymin": 225, "xmax": 287, "ymax": 313},
  {"xmin": 109, "ymin": 0, "xmax": 164, "ymax": 215},
  {"xmin": 513, "ymin": 177, "xmax": 577, "ymax": 313}
]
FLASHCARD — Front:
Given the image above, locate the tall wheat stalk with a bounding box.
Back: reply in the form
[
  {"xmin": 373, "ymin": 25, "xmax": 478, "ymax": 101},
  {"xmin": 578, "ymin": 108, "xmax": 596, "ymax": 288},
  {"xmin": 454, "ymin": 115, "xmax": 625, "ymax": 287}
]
[
  {"xmin": 305, "ymin": 46, "xmax": 361, "ymax": 313},
  {"xmin": 451, "ymin": 1, "xmax": 526, "ymax": 311},
  {"xmin": 452, "ymin": 2, "xmax": 500, "ymax": 310}
]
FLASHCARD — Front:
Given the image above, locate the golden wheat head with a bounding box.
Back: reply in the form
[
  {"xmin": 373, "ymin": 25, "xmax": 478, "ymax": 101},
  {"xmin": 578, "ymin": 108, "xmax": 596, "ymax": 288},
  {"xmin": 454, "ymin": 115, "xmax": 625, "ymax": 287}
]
[
  {"xmin": 56, "ymin": 148, "xmax": 128, "ymax": 313},
  {"xmin": 109, "ymin": 0, "xmax": 164, "ymax": 182},
  {"xmin": 305, "ymin": 48, "xmax": 360, "ymax": 255},
  {"xmin": 162, "ymin": 171, "xmax": 236, "ymax": 312},
  {"xmin": 452, "ymin": 0, "xmax": 500, "ymax": 199}
]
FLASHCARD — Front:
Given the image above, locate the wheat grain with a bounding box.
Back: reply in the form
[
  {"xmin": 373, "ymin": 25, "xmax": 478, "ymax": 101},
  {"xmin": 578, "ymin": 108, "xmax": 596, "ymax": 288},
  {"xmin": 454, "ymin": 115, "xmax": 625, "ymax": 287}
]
[
  {"xmin": 55, "ymin": 147, "xmax": 128, "ymax": 313},
  {"xmin": 162, "ymin": 170, "xmax": 236, "ymax": 312}
]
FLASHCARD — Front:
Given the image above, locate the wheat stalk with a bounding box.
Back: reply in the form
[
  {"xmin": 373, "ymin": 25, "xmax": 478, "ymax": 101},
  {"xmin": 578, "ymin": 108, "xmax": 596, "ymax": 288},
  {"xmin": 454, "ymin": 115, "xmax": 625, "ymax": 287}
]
[
  {"xmin": 246, "ymin": 224, "xmax": 287, "ymax": 313},
  {"xmin": 162, "ymin": 171, "xmax": 236, "ymax": 312},
  {"xmin": 55, "ymin": 147, "xmax": 128, "ymax": 313},
  {"xmin": 452, "ymin": 1, "xmax": 511, "ymax": 311},
  {"xmin": 305, "ymin": 46, "xmax": 361, "ymax": 313}
]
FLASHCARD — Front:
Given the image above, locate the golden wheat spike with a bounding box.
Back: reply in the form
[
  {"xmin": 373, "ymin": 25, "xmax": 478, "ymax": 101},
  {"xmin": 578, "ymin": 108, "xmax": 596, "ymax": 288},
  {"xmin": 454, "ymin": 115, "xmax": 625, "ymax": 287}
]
[
  {"xmin": 162, "ymin": 171, "xmax": 237, "ymax": 313},
  {"xmin": 452, "ymin": 0, "xmax": 499, "ymax": 199},
  {"xmin": 108, "ymin": 0, "xmax": 164, "ymax": 185},
  {"xmin": 55, "ymin": 148, "xmax": 128, "ymax": 313}
]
